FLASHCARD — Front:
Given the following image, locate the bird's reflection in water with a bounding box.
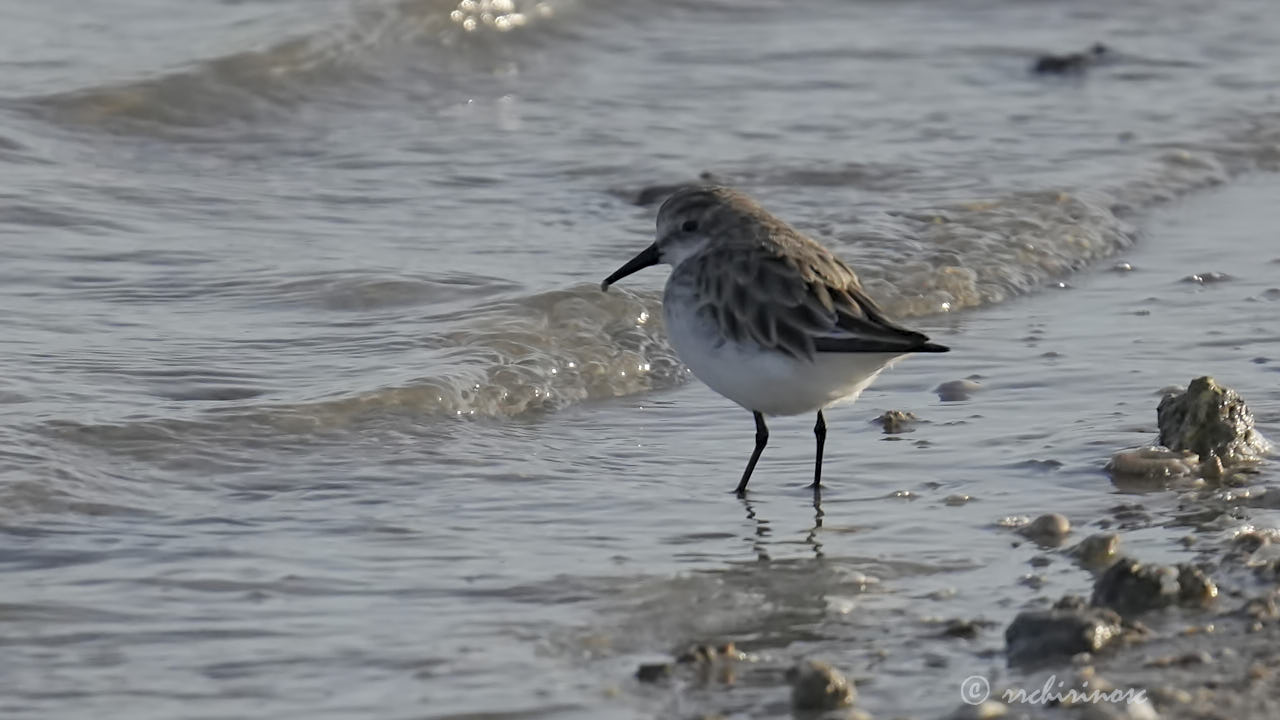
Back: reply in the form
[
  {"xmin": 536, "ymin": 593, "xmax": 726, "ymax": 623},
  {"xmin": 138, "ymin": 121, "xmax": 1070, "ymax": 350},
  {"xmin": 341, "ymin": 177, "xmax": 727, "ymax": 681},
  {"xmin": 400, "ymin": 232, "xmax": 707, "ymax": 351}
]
[
  {"xmin": 739, "ymin": 487, "xmax": 825, "ymax": 562},
  {"xmin": 741, "ymin": 497, "xmax": 772, "ymax": 562},
  {"xmin": 805, "ymin": 486, "xmax": 825, "ymax": 559}
]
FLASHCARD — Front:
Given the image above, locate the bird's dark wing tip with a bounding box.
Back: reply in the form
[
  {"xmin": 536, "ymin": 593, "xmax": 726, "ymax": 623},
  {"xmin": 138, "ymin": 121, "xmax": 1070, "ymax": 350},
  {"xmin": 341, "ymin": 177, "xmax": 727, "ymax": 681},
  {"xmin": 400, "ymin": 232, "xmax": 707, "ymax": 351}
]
[{"xmin": 812, "ymin": 336, "xmax": 950, "ymax": 354}]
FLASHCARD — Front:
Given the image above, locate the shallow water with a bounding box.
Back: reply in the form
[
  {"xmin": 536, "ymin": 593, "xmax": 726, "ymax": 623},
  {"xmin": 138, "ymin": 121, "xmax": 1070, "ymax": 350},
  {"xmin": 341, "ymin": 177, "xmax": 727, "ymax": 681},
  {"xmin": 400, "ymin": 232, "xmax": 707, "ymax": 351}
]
[{"xmin": 2, "ymin": 0, "xmax": 1280, "ymax": 717}]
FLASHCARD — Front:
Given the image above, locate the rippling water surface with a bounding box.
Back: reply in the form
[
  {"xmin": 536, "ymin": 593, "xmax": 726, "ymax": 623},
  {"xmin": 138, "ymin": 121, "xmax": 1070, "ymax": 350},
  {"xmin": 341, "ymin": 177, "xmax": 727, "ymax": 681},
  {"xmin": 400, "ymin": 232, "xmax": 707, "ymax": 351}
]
[{"xmin": 2, "ymin": 0, "xmax": 1280, "ymax": 717}]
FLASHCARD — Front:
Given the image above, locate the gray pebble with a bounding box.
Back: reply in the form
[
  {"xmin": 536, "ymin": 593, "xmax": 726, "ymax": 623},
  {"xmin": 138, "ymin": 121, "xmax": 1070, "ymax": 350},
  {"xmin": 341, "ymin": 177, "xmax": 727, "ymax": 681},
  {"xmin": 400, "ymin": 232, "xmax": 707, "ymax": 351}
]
[
  {"xmin": 1071, "ymin": 533, "xmax": 1120, "ymax": 567},
  {"xmin": 1020, "ymin": 513, "xmax": 1071, "ymax": 545},
  {"xmin": 936, "ymin": 379, "xmax": 982, "ymax": 402}
]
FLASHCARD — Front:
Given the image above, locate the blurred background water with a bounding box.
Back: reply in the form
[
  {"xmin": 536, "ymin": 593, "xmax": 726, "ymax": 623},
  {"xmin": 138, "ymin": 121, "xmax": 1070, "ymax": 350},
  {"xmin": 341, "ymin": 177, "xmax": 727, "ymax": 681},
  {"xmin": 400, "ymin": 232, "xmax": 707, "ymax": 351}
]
[{"xmin": 2, "ymin": 0, "xmax": 1279, "ymax": 717}]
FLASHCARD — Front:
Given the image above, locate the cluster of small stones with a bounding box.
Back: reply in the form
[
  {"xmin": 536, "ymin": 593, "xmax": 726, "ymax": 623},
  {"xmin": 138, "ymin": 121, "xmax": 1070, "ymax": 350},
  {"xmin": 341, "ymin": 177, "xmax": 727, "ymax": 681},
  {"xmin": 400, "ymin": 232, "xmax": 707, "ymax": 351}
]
[
  {"xmin": 636, "ymin": 646, "xmax": 863, "ymax": 715},
  {"xmin": 631, "ymin": 379, "xmax": 1271, "ymax": 718}
]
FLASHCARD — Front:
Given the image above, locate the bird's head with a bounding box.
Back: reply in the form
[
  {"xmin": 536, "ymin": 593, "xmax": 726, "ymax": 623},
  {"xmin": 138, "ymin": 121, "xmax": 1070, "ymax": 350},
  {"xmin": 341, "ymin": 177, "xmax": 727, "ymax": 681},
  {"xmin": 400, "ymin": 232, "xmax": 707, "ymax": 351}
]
[{"xmin": 601, "ymin": 185, "xmax": 725, "ymax": 291}]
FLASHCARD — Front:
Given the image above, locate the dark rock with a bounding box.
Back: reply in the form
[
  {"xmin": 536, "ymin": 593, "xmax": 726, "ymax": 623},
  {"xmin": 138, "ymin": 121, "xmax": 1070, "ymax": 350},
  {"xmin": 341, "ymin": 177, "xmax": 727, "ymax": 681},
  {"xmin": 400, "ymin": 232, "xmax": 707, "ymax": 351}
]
[
  {"xmin": 1071, "ymin": 533, "xmax": 1121, "ymax": 568},
  {"xmin": 1032, "ymin": 43, "xmax": 1109, "ymax": 74},
  {"xmin": 1005, "ymin": 604, "xmax": 1125, "ymax": 666},
  {"xmin": 636, "ymin": 662, "xmax": 672, "ymax": 682},
  {"xmin": 941, "ymin": 618, "xmax": 994, "ymax": 639},
  {"xmin": 1091, "ymin": 557, "xmax": 1217, "ymax": 616},
  {"xmin": 1053, "ymin": 594, "xmax": 1089, "ymax": 611},
  {"xmin": 1157, "ymin": 377, "xmax": 1270, "ymax": 467},
  {"xmin": 1177, "ymin": 563, "xmax": 1218, "ymax": 608},
  {"xmin": 1092, "ymin": 558, "xmax": 1178, "ymax": 615}
]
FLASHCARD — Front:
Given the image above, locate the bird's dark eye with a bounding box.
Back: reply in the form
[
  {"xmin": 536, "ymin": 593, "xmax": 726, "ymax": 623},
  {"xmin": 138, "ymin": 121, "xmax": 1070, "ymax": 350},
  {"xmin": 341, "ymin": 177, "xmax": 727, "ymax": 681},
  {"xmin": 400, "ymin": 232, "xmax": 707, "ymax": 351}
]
[{"xmin": 681, "ymin": 220, "xmax": 699, "ymax": 233}]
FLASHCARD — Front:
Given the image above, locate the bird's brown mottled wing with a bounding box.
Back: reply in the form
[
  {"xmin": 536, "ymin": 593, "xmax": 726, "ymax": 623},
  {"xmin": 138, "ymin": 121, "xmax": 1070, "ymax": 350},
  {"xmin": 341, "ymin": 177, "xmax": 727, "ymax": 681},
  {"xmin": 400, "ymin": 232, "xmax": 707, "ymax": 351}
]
[{"xmin": 686, "ymin": 238, "xmax": 940, "ymax": 360}]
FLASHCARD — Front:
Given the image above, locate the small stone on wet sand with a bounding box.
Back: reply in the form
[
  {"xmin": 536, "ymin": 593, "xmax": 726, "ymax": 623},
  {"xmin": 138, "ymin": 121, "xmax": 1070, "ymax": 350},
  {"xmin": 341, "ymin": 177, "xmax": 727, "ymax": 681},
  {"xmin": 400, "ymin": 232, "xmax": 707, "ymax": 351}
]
[
  {"xmin": 873, "ymin": 409, "xmax": 919, "ymax": 433},
  {"xmin": 1106, "ymin": 446, "xmax": 1200, "ymax": 481},
  {"xmin": 935, "ymin": 379, "xmax": 982, "ymax": 402},
  {"xmin": 786, "ymin": 659, "xmax": 855, "ymax": 711},
  {"xmin": 1071, "ymin": 533, "xmax": 1121, "ymax": 567},
  {"xmin": 1091, "ymin": 557, "xmax": 1217, "ymax": 616},
  {"xmin": 1005, "ymin": 601, "xmax": 1125, "ymax": 666},
  {"xmin": 1018, "ymin": 513, "xmax": 1072, "ymax": 545}
]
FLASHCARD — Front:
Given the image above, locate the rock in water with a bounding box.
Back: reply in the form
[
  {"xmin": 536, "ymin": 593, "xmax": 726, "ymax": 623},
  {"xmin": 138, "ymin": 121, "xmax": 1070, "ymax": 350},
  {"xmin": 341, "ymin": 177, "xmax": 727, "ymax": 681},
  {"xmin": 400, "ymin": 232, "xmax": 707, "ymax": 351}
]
[
  {"xmin": 1090, "ymin": 557, "xmax": 1217, "ymax": 616},
  {"xmin": 1019, "ymin": 513, "xmax": 1072, "ymax": 545},
  {"xmin": 1071, "ymin": 533, "xmax": 1121, "ymax": 568},
  {"xmin": 1157, "ymin": 377, "xmax": 1270, "ymax": 467},
  {"xmin": 1105, "ymin": 446, "xmax": 1199, "ymax": 480},
  {"xmin": 873, "ymin": 409, "xmax": 918, "ymax": 434},
  {"xmin": 1091, "ymin": 558, "xmax": 1178, "ymax": 615},
  {"xmin": 935, "ymin": 379, "xmax": 981, "ymax": 402},
  {"xmin": 786, "ymin": 659, "xmax": 855, "ymax": 710},
  {"xmin": 1005, "ymin": 603, "xmax": 1125, "ymax": 666}
]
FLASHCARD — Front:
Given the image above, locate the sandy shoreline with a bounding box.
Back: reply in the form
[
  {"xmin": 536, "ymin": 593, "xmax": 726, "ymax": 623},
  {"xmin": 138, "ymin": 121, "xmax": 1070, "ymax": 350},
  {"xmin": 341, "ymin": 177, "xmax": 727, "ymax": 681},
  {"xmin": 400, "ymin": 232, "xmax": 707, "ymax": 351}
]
[
  {"xmin": 979, "ymin": 176, "xmax": 1280, "ymax": 720},
  {"xmin": 616, "ymin": 174, "xmax": 1280, "ymax": 719}
]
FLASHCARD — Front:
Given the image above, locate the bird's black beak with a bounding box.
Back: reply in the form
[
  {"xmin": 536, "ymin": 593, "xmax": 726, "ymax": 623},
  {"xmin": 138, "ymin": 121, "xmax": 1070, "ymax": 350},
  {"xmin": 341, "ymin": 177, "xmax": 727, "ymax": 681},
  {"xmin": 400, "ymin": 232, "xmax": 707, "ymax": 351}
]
[{"xmin": 600, "ymin": 243, "xmax": 660, "ymax": 292}]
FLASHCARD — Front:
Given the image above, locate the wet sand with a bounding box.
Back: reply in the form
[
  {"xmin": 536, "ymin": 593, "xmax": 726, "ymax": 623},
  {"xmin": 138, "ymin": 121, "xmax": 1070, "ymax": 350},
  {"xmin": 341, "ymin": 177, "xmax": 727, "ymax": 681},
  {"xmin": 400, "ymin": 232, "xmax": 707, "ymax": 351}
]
[
  {"xmin": 978, "ymin": 176, "xmax": 1280, "ymax": 719},
  {"xmin": 598, "ymin": 174, "xmax": 1280, "ymax": 719}
]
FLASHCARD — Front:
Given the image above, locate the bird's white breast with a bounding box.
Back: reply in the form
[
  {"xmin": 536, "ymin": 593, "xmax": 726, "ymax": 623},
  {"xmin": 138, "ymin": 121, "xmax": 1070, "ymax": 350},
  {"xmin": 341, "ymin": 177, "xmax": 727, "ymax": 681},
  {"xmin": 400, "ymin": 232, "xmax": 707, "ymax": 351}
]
[{"xmin": 663, "ymin": 282, "xmax": 901, "ymax": 417}]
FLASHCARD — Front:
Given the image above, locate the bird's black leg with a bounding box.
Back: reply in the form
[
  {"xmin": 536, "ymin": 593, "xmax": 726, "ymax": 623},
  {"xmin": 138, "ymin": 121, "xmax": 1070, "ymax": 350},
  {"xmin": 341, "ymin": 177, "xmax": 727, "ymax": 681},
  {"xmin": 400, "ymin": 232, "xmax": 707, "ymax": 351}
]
[
  {"xmin": 811, "ymin": 410, "xmax": 827, "ymax": 489},
  {"xmin": 734, "ymin": 411, "xmax": 769, "ymax": 496}
]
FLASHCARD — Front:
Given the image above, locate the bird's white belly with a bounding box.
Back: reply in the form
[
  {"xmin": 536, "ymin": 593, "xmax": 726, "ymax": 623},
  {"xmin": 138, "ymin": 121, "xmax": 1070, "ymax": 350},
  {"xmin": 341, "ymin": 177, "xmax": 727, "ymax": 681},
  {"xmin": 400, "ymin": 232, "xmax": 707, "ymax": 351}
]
[{"xmin": 664, "ymin": 299, "xmax": 901, "ymax": 417}]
